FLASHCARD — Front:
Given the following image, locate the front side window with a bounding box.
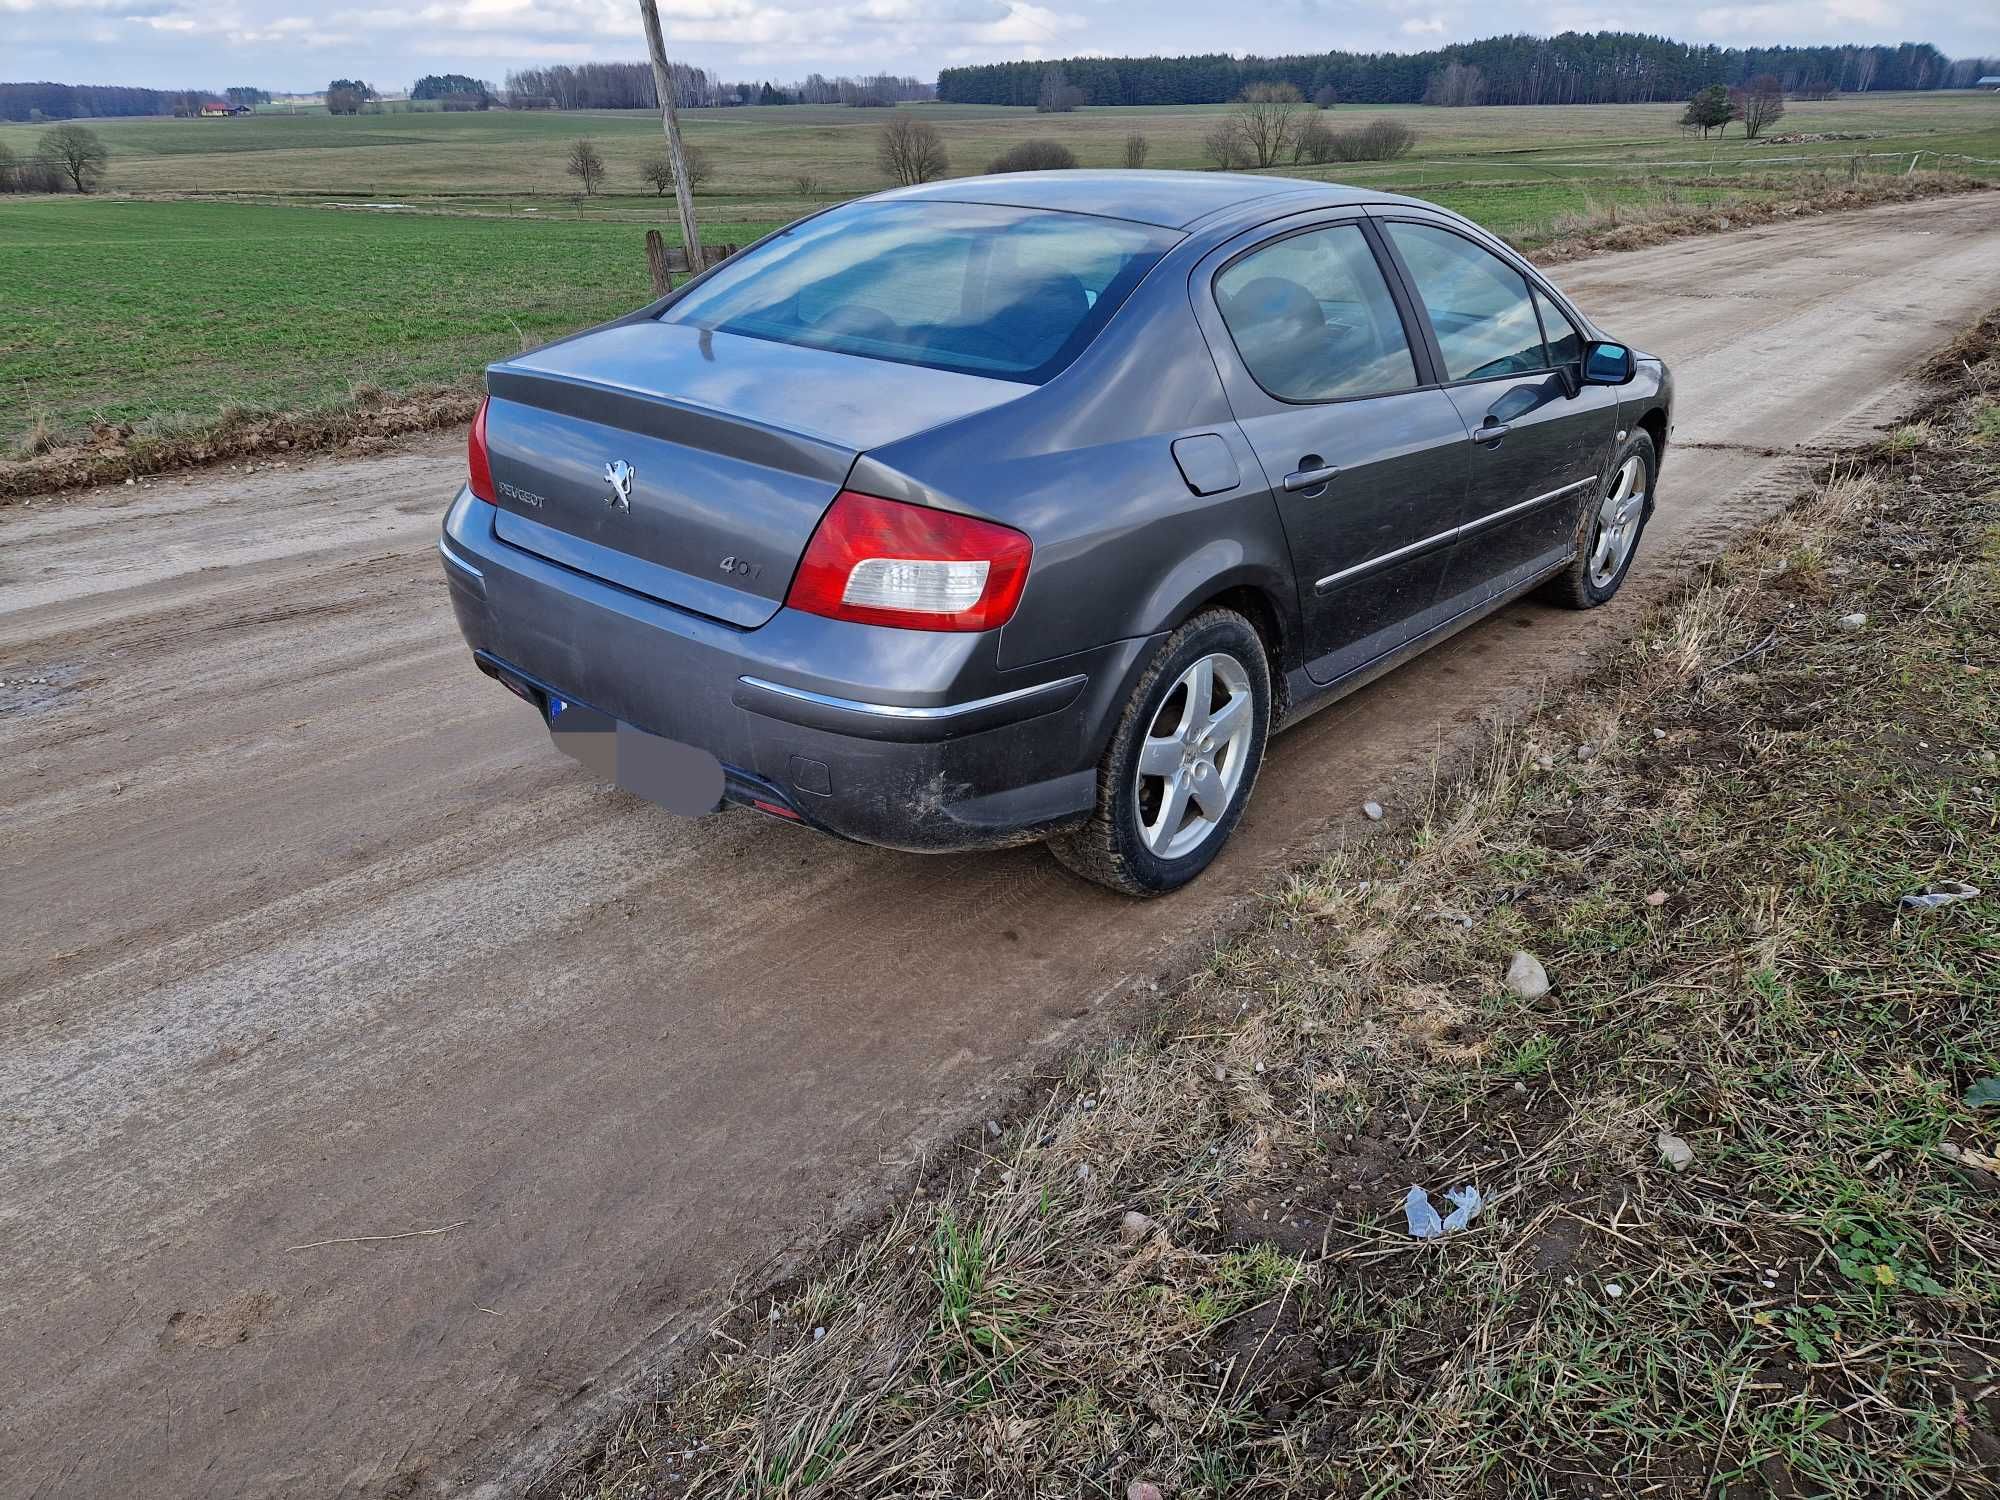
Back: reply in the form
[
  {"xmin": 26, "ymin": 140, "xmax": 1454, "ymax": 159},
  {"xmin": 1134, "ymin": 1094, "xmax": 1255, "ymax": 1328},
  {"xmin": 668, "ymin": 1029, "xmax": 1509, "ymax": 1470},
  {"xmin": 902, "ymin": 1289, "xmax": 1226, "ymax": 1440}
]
[
  {"xmin": 1386, "ymin": 222, "xmax": 1547, "ymax": 382},
  {"xmin": 659, "ymin": 201, "xmax": 1176, "ymax": 384},
  {"xmin": 1213, "ymin": 223, "xmax": 1418, "ymax": 402},
  {"xmin": 1534, "ymin": 285, "xmax": 1584, "ymax": 368}
]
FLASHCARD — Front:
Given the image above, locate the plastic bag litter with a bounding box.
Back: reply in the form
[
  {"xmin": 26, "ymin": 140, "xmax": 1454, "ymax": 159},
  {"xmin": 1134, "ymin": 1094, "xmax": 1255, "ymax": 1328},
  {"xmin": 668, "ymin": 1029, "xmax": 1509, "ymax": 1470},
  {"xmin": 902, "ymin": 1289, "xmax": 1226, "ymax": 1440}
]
[
  {"xmin": 1900, "ymin": 881, "xmax": 1979, "ymax": 912},
  {"xmin": 1404, "ymin": 1184, "xmax": 1483, "ymax": 1239}
]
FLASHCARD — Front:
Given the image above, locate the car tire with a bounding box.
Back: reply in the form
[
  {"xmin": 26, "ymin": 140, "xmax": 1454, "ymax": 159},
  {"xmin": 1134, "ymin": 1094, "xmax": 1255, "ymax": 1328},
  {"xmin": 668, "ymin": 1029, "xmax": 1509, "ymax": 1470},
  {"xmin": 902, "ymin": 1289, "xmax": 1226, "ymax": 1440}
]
[
  {"xmin": 1049, "ymin": 609, "xmax": 1271, "ymax": 897},
  {"xmin": 1543, "ymin": 429, "xmax": 1657, "ymax": 610}
]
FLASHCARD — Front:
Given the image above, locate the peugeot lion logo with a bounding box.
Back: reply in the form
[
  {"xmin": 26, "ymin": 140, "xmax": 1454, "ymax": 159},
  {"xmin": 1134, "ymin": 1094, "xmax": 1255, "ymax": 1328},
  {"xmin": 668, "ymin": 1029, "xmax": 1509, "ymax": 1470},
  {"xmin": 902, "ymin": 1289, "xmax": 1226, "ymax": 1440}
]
[{"xmin": 602, "ymin": 459, "xmax": 636, "ymax": 514}]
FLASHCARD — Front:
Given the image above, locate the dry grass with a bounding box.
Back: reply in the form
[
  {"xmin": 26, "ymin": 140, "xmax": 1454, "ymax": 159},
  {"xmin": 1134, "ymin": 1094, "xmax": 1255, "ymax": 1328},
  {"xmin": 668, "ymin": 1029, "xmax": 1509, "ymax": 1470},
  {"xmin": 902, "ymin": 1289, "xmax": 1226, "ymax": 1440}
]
[
  {"xmin": 538, "ymin": 336, "xmax": 2000, "ymax": 1500},
  {"xmin": 1523, "ymin": 169, "xmax": 1991, "ymax": 261}
]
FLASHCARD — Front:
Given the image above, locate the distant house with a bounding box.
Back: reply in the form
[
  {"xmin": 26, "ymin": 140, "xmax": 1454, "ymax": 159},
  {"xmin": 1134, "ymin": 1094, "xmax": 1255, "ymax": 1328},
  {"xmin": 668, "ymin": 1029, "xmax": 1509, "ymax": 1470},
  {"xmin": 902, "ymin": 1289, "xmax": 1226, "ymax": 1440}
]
[
  {"xmin": 1978, "ymin": 76, "xmax": 2000, "ymax": 91},
  {"xmin": 198, "ymin": 100, "xmax": 252, "ymax": 117}
]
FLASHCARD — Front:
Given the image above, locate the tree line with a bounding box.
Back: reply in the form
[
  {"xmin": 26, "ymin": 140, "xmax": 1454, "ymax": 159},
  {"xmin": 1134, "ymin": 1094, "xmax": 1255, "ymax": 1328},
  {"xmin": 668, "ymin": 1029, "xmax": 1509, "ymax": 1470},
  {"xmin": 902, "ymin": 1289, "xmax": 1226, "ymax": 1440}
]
[
  {"xmin": 937, "ymin": 34, "xmax": 1972, "ymax": 108},
  {"xmin": 500, "ymin": 63, "xmax": 931, "ymax": 111}
]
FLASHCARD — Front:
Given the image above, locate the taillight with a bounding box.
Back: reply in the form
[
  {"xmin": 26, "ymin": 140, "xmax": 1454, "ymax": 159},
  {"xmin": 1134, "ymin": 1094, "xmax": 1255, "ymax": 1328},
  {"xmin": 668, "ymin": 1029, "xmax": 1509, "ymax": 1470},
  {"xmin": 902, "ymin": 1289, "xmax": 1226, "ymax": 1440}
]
[
  {"xmin": 786, "ymin": 490, "xmax": 1032, "ymax": 632},
  {"xmin": 467, "ymin": 395, "xmax": 495, "ymax": 503}
]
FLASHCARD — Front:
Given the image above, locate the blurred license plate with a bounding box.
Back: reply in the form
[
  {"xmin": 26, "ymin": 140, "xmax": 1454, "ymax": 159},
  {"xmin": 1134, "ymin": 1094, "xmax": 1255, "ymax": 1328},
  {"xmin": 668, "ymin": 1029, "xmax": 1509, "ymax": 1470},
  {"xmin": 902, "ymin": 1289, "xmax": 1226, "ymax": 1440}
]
[{"xmin": 548, "ymin": 695, "xmax": 722, "ymax": 816}]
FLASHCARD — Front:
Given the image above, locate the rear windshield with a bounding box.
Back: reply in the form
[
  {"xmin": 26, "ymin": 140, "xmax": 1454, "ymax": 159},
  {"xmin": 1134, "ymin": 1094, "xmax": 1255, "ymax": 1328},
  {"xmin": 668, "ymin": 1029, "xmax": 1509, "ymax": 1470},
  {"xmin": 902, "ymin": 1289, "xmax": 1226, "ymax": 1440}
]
[{"xmin": 658, "ymin": 200, "xmax": 1176, "ymax": 384}]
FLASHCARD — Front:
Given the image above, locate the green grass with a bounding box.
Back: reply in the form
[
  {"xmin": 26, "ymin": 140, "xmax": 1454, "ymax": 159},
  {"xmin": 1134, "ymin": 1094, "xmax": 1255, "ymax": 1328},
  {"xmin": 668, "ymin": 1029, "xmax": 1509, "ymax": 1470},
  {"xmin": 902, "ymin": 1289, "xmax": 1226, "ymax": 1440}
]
[
  {"xmin": 0, "ymin": 198, "xmax": 777, "ymax": 446},
  {"xmin": 1, "ymin": 91, "xmax": 1993, "ymax": 454}
]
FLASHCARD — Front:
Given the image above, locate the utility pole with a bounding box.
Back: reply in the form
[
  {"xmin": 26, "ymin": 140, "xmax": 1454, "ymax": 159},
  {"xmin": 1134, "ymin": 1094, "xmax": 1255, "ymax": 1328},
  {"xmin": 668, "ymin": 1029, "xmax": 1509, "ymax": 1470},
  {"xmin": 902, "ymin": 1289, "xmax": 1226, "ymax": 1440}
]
[{"xmin": 637, "ymin": 0, "xmax": 705, "ymax": 275}]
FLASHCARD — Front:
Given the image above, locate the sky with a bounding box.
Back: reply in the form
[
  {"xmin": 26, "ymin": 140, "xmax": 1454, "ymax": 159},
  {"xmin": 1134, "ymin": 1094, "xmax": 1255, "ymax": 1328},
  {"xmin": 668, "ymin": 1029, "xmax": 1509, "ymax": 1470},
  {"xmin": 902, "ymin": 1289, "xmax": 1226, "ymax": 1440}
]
[{"xmin": 3, "ymin": 0, "xmax": 1992, "ymax": 95}]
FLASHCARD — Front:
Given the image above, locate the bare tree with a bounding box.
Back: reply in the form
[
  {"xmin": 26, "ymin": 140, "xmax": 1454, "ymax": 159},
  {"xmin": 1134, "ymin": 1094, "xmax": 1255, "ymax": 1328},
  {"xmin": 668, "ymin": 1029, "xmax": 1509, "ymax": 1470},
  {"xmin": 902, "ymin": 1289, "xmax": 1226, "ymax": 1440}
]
[
  {"xmin": 878, "ymin": 114, "xmax": 947, "ymax": 185},
  {"xmin": 1035, "ymin": 64, "xmax": 1084, "ymax": 113},
  {"xmin": 36, "ymin": 123, "xmax": 109, "ymax": 192},
  {"xmin": 565, "ymin": 138, "xmax": 606, "ymax": 194},
  {"xmin": 0, "ymin": 142, "xmax": 16, "ymax": 193},
  {"xmin": 1121, "ymin": 132, "xmax": 1149, "ymax": 169},
  {"xmin": 1423, "ymin": 62, "xmax": 1488, "ymax": 107},
  {"xmin": 1729, "ymin": 75, "xmax": 1786, "ymax": 140},
  {"xmin": 1230, "ymin": 83, "xmax": 1303, "ymax": 168},
  {"xmin": 1312, "ymin": 84, "xmax": 1338, "ymax": 109},
  {"xmin": 791, "ymin": 173, "xmax": 821, "ymax": 195},
  {"xmin": 641, "ymin": 143, "xmax": 709, "ymax": 194},
  {"xmin": 1202, "ymin": 120, "xmax": 1246, "ymax": 170},
  {"xmin": 1292, "ymin": 113, "xmax": 1333, "ymax": 164}
]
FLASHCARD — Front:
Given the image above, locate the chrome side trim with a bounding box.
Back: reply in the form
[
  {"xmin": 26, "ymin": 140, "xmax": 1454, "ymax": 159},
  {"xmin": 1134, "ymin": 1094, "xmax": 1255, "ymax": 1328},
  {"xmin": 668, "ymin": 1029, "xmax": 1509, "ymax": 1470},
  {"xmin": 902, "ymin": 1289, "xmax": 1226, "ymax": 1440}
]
[
  {"xmin": 737, "ymin": 673, "xmax": 1087, "ymax": 722},
  {"xmin": 438, "ymin": 538, "xmax": 484, "ymax": 579},
  {"xmin": 1458, "ymin": 476, "xmax": 1597, "ymax": 536},
  {"xmin": 1314, "ymin": 525, "xmax": 1457, "ymax": 594},
  {"xmin": 1313, "ymin": 475, "xmax": 1599, "ymax": 594}
]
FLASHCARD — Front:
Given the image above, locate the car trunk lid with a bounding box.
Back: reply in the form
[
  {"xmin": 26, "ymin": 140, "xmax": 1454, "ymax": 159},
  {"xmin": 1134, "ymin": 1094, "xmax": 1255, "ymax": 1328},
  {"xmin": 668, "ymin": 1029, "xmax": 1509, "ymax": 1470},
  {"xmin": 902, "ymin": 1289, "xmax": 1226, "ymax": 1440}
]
[{"xmin": 483, "ymin": 321, "xmax": 1027, "ymax": 628}]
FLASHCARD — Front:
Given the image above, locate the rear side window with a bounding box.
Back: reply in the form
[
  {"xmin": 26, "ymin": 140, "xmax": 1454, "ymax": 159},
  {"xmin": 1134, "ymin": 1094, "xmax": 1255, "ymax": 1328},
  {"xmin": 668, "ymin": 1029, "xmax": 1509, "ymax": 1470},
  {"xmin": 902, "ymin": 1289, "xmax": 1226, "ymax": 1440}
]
[
  {"xmin": 1385, "ymin": 222, "xmax": 1547, "ymax": 382},
  {"xmin": 659, "ymin": 201, "xmax": 1176, "ymax": 384},
  {"xmin": 1534, "ymin": 285, "xmax": 1584, "ymax": 368},
  {"xmin": 1214, "ymin": 224, "xmax": 1418, "ymax": 402}
]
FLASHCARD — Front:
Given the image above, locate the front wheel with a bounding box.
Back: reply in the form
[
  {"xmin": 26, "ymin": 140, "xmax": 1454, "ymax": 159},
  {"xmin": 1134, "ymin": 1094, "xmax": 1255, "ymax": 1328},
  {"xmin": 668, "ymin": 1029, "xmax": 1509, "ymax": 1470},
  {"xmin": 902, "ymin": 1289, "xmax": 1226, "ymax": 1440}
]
[
  {"xmin": 1543, "ymin": 430, "xmax": 1656, "ymax": 609},
  {"xmin": 1049, "ymin": 609, "xmax": 1271, "ymax": 896}
]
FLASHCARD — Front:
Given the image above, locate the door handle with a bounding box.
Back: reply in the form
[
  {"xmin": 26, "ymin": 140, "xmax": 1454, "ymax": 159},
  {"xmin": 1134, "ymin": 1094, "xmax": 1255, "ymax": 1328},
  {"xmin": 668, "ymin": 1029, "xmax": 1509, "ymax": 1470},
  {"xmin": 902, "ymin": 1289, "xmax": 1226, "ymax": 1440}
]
[
  {"xmin": 1469, "ymin": 422, "xmax": 1511, "ymax": 444},
  {"xmin": 1283, "ymin": 464, "xmax": 1341, "ymax": 492}
]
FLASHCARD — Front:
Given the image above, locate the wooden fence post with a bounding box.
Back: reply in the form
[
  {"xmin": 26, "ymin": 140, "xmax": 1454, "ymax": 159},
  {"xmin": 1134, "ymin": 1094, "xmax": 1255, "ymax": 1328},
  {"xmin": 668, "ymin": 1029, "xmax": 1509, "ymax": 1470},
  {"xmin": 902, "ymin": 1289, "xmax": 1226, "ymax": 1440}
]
[{"xmin": 645, "ymin": 229, "xmax": 673, "ymax": 297}]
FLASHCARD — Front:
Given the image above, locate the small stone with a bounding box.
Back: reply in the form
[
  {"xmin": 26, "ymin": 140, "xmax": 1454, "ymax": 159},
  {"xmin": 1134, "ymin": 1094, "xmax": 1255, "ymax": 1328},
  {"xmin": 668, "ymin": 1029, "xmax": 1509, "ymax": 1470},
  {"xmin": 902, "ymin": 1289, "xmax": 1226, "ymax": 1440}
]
[
  {"xmin": 985, "ymin": 1119, "xmax": 1002, "ymax": 1139},
  {"xmin": 1077, "ymin": 1163, "xmax": 1092, "ymax": 1182},
  {"xmin": 1656, "ymin": 1132, "xmax": 1695, "ymax": 1172},
  {"xmin": 1081, "ymin": 1096, "xmax": 1097, "ymax": 1111},
  {"xmin": 813, "ymin": 1326, "xmax": 826, "ymax": 1341},
  {"xmin": 1537, "ymin": 754, "xmax": 1555, "ymax": 771},
  {"xmin": 1838, "ymin": 611, "xmax": 1868, "ymax": 631},
  {"xmin": 1361, "ymin": 800, "xmax": 1384, "ymax": 821},
  {"xmin": 1120, "ymin": 1210, "xmax": 1156, "ymax": 1246},
  {"xmin": 1645, "ymin": 890, "xmax": 1668, "ymax": 907},
  {"xmin": 1651, "ymin": 727, "xmax": 1666, "ymax": 740},
  {"xmin": 1576, "ymin": 743, "xmax": 1596, "ymax": 761},
  {"xmin": 1504, "ymin": 950, "xmax": 1550, "ymax": 1001},
  {"xmin": 1128, "ymin": 1481, "xmax": 1163, "ymax": 1500},
  {"xmin": 1212, "ymin": 1064, "xmax": 1227, "ymax": 1083},
  {"xmin": 1605, "ymin": 1282, "xmax": 1624, "ymax": 1299}
]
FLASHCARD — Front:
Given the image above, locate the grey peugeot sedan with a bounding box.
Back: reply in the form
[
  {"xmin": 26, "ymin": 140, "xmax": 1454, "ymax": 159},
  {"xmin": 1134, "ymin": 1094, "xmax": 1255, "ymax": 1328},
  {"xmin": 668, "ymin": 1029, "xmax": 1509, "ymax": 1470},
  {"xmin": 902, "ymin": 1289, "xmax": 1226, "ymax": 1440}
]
[{"xmin": 439, "ymin": 170, "xmax": 1671, "ymax": 894}]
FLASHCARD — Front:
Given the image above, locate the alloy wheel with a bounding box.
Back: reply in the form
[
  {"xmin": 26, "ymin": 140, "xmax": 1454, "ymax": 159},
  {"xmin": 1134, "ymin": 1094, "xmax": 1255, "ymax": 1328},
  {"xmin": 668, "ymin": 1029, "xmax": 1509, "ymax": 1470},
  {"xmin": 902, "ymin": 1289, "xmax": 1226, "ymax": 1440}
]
[
  {"xmin": 1133, "ymin": 652, "xmax": 1254, "ymax": 860},
  {"xmin": 1588, "ymin": 454, "xmax": 1647, "ymax": 589}
]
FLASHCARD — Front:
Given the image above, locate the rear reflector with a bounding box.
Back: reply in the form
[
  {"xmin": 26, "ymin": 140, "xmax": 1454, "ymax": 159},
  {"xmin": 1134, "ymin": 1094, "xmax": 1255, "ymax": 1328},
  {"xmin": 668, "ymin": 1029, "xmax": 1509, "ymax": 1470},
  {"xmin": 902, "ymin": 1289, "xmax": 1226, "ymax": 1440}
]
[
  {"xmin": 467, "ymin": 395, "xmax": 495, "ymax": 503},
  {"xmin": 786, "ymin": 491, "xmax": 1031, "ymax": 632}
]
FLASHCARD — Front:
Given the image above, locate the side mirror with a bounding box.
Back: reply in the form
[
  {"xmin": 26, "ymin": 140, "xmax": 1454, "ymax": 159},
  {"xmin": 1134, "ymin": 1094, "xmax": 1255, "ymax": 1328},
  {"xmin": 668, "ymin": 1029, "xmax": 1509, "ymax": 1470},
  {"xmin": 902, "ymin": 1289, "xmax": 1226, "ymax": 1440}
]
[{"xmin": 1582, "ymin": 340, "xmax": 1636, "ymax": 385}]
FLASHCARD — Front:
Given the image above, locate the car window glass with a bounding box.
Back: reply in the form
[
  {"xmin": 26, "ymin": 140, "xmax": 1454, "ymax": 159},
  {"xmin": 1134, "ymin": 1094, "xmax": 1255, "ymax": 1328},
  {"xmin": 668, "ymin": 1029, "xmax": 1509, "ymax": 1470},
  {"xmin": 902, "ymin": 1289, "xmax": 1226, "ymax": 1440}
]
[
  {"xmin": 1534, "ymin": 286, "xmax": 1584, "ymax": 368},
  {"xmin": 661, "ymin": 201, "xmax": 1175, "ymax": 385},
  {"xmin": 1213, "ymin": 224, "xmax": 1418, "ymax": 401},
  {"xmin": 1386, "ymin": 222, "xmax": 1547, "ymax": 382}
]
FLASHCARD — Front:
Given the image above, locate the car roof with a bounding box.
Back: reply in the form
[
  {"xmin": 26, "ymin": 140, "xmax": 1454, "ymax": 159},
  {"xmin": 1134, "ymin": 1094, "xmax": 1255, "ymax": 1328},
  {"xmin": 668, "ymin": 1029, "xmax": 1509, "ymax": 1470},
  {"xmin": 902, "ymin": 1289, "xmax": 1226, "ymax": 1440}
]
[{"xmin": 872, "ymin": 169, "xmax": 1428, "ymax": 231}]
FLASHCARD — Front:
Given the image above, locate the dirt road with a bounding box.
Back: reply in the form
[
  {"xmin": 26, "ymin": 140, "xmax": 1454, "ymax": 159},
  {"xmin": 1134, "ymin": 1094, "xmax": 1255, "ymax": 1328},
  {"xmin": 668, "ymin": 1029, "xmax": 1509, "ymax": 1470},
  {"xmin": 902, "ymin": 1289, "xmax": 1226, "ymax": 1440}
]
[{"xmin": 4, "ymin": 194, "xmax": 1995, "ymax": 1500}]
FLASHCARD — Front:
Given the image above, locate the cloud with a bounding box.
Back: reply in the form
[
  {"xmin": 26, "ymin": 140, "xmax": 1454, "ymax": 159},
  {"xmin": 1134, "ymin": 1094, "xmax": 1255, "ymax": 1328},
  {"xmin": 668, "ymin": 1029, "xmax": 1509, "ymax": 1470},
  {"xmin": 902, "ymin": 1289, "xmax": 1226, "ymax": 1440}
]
[{"xmin": 2, "ymin": 0, "xmax": 1987, "ymax": 93}]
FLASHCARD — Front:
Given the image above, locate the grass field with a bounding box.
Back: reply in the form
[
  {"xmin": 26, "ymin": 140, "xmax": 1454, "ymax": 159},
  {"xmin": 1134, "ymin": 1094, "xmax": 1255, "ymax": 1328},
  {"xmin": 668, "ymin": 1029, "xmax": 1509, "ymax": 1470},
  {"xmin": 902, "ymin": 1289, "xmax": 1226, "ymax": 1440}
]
[
  {"xmin": 2, "ymin": 92, "xmax": 1994, "ymax": 455},
  {"xmin": 0, "ymin": 199, "xmax": 778, "ymax": 446}
]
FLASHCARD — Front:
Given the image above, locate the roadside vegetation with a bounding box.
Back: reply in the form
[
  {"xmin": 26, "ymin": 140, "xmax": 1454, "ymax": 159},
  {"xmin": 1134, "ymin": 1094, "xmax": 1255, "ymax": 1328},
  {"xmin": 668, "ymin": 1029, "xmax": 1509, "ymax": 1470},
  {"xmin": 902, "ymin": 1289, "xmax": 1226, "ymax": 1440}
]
[{"xmin": 543, "ymin": 322, "xmax": 2000, "ymax": 1497}]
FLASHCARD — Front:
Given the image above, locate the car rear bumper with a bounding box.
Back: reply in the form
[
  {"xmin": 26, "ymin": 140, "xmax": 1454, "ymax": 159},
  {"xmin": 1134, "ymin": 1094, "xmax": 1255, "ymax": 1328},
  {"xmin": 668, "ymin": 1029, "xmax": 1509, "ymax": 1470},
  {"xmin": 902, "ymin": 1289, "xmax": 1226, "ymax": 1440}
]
[{"xmin": 440, "ymin": 490, "xmax": 1154, "ymax": 851}]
